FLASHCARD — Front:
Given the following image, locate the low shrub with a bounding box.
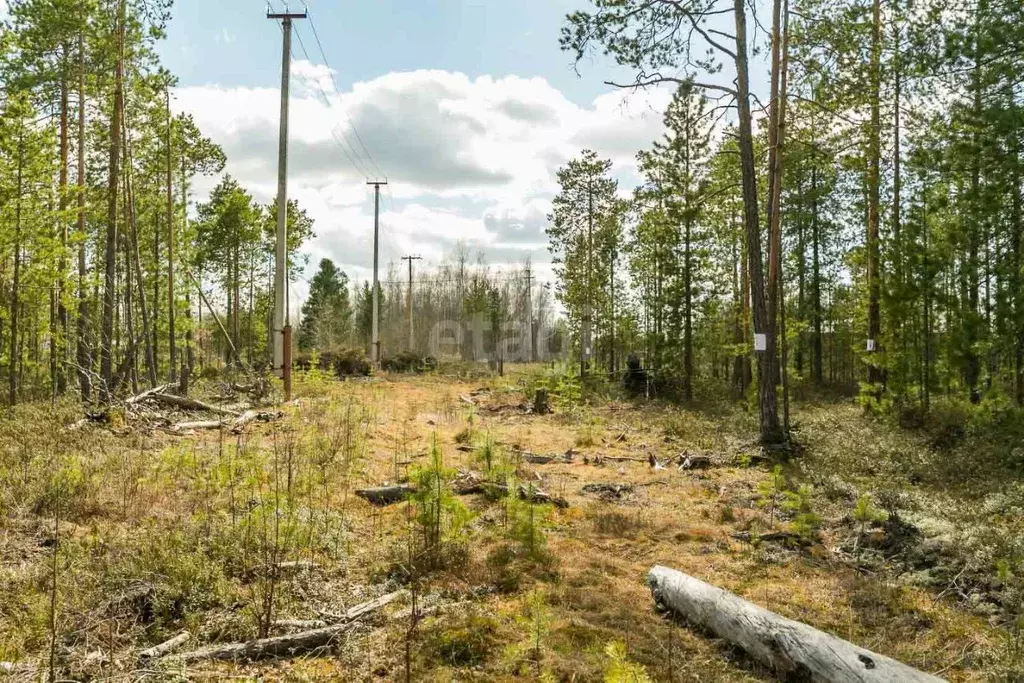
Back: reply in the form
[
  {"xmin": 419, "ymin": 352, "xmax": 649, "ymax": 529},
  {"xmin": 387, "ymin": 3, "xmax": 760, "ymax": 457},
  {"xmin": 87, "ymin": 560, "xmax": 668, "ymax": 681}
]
[{"xmin": 382, "ymin": 351, "xmax": 437, "ymax": 374}]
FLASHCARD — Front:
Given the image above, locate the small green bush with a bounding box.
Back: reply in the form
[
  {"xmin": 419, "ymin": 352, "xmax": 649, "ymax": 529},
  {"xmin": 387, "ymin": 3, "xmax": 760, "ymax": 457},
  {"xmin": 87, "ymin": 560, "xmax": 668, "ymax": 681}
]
[{"xmin": 423, "ymin": 612, "xmax": 502, "ymax": 668}]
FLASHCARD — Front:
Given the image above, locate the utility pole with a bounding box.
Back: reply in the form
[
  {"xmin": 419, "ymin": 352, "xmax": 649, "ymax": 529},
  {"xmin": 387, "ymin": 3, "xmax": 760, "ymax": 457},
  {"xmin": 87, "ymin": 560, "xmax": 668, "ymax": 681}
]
[
  {"xmin": 525, "ymin": 266, "xmax": 534, "ymax": 362},
  {"xmin": 401, "ymin": 255, "xmax": 422, "ymax": 352},
  {"xmin": 268, "ymin": 7, "xmax": 306, "ymax": 400},
  {"xmin": 368, "ymin": 180, "xmax": 387, "ymax": 366}
]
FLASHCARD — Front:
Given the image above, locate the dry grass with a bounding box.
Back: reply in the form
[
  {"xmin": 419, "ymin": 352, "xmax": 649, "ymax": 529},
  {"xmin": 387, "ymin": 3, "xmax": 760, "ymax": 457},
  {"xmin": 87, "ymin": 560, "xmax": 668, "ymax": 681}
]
[{"xmin": 0, "ymin": 368, "xmax": 1008, "ymax": 681}]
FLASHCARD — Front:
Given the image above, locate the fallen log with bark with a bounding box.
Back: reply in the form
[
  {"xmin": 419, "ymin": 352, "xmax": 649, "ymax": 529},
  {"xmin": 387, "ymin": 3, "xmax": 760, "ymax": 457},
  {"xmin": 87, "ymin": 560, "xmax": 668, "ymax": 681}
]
[
  {"xmin": 166, "ymin": 410, "xmax": 280, "ymax": 434},
  {"xmin": 232, "ymin": 410, "xmax": 279, "ymax": 433},
  {"xmin": 148, "ymin": 393, "xmax": 240, "ymax": 416},
  {"xmin": 355, "ymin": 485, "xmax": 415, "ymax": 506},
  {"xmin": 647, "ymin": 565, "xmax": 943, "ymax": 682},
  {"xmin": 452, "ymin": 473, "xmax": 569, "ymax": 508},
  {"xmin": 518, "ymin": 451, "xmax": 573, "ymax": 465},
  {"xmin": 160, "ymin": 590, "xmax": 404, "ymax": 664},
  {"xmin": 126, "ymin": 384, "xmax": 171, "ymax": 406},
  {"xmin": 169, "ymin": 420, "xmax": 224, "ymax": 433},
  {"xmin": 581, "ymin": 482, "xmax": 635, "ymax": 501},
  {"xmin": 679, "ymin": 454, "xmax": 713, "ymax": 470},
  {"xmin": 139, "ymin": 632, "xmax": 190, "ymax": 659},
  {"xmin": 273, "ymin": 619, "xmax": 327, "ymax": 631}
]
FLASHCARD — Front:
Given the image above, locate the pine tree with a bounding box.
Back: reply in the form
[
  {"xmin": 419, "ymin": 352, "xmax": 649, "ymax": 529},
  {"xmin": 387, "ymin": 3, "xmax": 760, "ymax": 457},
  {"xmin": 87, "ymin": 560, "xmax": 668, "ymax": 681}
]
[{"xmin": 298, "ymin": 259, "xmax": 352, "ymax": 352}]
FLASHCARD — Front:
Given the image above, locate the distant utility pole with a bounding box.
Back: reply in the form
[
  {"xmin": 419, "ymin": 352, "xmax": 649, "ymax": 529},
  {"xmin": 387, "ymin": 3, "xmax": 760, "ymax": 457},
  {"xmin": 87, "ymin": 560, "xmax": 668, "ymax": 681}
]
[
  {"xmin": 525, "ymin": 266, "xmax": 535, "ymax": 362},
  {"xmin": 401, "ymin": 255, "xmax": 422, "ymax": 351},
  {"xmin": 268, "ymin": 7, "xmax": 306, "ymax": 399},
  {"xmin": 368, "ymin": 180, "xmax": 387, "ymax": 366}
]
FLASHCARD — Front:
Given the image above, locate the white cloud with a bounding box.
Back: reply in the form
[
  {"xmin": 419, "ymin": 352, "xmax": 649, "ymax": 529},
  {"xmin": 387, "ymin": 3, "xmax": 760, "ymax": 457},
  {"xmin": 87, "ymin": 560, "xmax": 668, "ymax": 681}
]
[{"xmin": 173, "ymin": 67, "xmax": 674, "ymax": 304}]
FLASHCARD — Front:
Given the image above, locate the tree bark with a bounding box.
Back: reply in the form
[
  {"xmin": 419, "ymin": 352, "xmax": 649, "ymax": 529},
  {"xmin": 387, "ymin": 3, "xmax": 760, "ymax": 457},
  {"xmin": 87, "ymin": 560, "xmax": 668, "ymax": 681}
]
[
  {"xmin": 160, "ymin": 591, "xmax": 405, "ymax": 664},
  {"xmin": 123, "ymin": 118, "xmax": 158, "ymax": 388},
  {"xmin": 100, "ymin": 0, "xmax": 126, "ymax": 404},
  {"xmin": 167, "ymin": 88, "xmax": 177, "ymax": 383},
  {"xmin": 9, "ymin": 137, "xmax": 24, "ymax": 406},
  {"xmin": 733, "ymin": 0, "xmax": 781, "ymax": 443},
  {"xmin": 1013, "ymin": 106, "xmax": 1023, "ymax": 406},
  {"xmin": 76, "ymin": 29, "xmax": 92, "ymax": 401},
  {"xmin": 812, "ymin": 164, "xmax": 823, "ymax": 387},
  {"xmin": 56, "ymin": 53, "xmax": 70, "ymax": 395},
  {"xmin": 866, "ymin": 0, "xmax": 884, "ymax": 399}
]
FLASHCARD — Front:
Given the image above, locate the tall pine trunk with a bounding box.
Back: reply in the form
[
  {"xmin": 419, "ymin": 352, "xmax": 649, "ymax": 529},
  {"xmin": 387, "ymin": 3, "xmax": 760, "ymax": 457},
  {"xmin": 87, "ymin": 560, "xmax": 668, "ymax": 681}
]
[
  {"xmin": 76, "ymin": 29, "xmax": 92, "ymax": 401},
  {"xmin": 9, "ymin": 137, "xmax": 24, "ymax": 406},
  {"xmin": 100, "ymin": 0, "xmax": 126, "ymax": 404},
  {"xmin": 56, "ymin": 52, "xmax": 70, "ymax": 395},
  {"xmin": 866, "ymin": 0, "xmax": 884, "ymax": 399},
  {"xmin": 167, "ymin": 89, "xmax": 177, "ymax": 383},
  {"xmin": 733, "ymin": 0, "xmax": 781, "ymax": 443},
  {"xmin": 123, "ymin": 114, "xmax": 157, "ymax": 388},
  {"xmin": 812, "ymin": 164, "xmax": 823, "ymax": 387}
]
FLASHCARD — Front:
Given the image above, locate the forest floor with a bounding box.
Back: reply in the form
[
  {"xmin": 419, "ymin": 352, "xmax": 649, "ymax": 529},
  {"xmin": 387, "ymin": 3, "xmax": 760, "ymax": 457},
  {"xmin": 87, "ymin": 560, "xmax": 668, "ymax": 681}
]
[{"xmin": 0, "ymin": 365, "xmax": 1021, "ymax": 681}]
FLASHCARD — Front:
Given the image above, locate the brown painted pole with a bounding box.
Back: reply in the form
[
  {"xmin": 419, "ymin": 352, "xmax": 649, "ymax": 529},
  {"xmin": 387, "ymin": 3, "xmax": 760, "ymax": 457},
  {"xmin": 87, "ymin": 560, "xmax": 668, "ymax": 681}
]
[{"xmin": 283, "ymin": 325, "xmax": 293, "ymax": 402}]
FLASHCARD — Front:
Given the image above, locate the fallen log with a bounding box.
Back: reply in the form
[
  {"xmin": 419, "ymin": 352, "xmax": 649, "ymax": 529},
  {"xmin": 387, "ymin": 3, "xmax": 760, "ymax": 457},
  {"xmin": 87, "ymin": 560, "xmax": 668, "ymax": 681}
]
[
  {"xmin": 732, "ymin": 531, "xmax": 804, "ymax": 545},
  {"xmin": 232, "ymin": 410, "xmax": 279, "ymax": 433},
  {"xmin": 273, "ymin": 619, "xmax": 327, "ymax": 631},
  {"xmin": 139, "ymin": 632, "xmax": 190, "ymax": 659},
  {"xmin": 355, "ymin": 485, "xmax": 415, "ymax": 506},
  {"xmin": 519, "ymin": 451, "xmax": 573, "ymax": 465},
  {"xmin": 647, "ymin": 566, "xmax": 943, "ymax": 682},
  {"xmin": 161, "ymin": 590, "xmax": 404, "ymax": 664},
  {"xmin": 679, "ymin": 454, "xmax": 713, "ymax": 470},
  {"xmin": 581, "ymin": 482, "xmax": 635, "ymax": 501},
  {"xmin": 126, "ymin": 384, "xmax": 171, "ymax": 406},
  {"xmin": 452, "ymin": 474, "xmax": 569, "ymax": 508},
  {"xmin": 148, "ymin": 393, "xmax": 240, "ymax": 416},
  {"xmin": 169, "ymin": 420, "xmax": 224, "ymax": 433}
]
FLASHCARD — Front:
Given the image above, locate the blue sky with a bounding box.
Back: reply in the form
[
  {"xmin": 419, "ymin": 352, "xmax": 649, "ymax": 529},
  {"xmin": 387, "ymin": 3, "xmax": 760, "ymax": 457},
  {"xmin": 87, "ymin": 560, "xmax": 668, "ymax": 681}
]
[{"xmin": 161, "ymin": 0, "xmax": 628, "ymax": 106}]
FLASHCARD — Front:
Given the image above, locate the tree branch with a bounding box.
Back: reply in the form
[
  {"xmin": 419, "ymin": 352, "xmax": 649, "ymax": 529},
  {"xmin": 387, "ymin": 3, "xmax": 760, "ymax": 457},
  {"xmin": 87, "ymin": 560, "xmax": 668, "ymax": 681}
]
[{"xmin": 605, "ymin": 74, "xmax": 737, "ymax": 96}]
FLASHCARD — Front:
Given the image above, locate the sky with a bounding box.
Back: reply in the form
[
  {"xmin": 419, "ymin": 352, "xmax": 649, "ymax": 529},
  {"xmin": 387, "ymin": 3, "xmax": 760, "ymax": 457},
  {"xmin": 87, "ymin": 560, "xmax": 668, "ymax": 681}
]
[{"xmin": 156, "ymin": 0, "xmax": 683, "ymax": 305}]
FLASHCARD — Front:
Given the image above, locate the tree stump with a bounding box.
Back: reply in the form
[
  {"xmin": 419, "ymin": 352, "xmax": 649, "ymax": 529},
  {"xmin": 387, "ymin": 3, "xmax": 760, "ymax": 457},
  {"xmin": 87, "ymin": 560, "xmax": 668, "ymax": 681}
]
[{"xmin": 533, "ymin": 388, "xmax": 550, "ymax": 415}]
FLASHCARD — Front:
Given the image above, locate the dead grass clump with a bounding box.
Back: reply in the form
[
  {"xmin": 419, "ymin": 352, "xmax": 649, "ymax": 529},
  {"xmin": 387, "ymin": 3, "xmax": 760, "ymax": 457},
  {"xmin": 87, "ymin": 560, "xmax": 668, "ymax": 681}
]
[
  {"xmin": 592, "ymin": 508, "xmax": 647, "ymax": 537},
  {"xmin": 421, "ymin": 610, "xmax": 504, "ymax": 669},
  {"xmin": 673, "ymin": 526, "xmax": 720, "ymax": 543}
]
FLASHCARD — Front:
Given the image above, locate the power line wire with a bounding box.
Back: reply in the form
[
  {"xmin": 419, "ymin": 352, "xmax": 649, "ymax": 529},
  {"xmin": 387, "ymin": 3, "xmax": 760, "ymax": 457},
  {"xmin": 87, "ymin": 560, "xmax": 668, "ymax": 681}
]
[
  {"xmin": 305, "ymin": 6, "xmax": 386, "ymax": 180},
  {"xmin": 291, "ymin": 26, "xmax": 373, "ymax": 180}
]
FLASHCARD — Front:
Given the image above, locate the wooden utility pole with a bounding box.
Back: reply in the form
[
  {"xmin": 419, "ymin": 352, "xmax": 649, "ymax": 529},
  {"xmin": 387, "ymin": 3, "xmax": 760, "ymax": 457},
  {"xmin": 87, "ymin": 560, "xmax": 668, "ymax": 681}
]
[
  {"xmin": 401, "ymin": 255, "xmax": 422, "ymax": 351},
  {"xmin": 268, "ymin": 8, "xmax": 306, "ymax": 399},
  {"xmin": 368, "ymin": 180, "xmax": 387, "ymax": 366}
]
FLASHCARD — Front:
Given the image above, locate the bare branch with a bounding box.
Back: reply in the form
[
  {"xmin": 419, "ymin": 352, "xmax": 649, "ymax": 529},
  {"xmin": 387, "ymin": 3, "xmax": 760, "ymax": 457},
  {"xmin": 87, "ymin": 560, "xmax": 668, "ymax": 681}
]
[{"xmin": 605, "ymin": 73, "xmax": 738, "ymax": 96}]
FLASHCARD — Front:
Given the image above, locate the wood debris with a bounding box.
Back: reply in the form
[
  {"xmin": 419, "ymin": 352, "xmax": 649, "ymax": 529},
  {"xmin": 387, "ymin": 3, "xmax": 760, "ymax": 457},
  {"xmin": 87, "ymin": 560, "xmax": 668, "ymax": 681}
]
[
  {"xmin": 139, "ymin": 632, "xmax": 190, "ymax": 659},
  {"xmin": 647, "ymin": 566, "xmax": 942, "ymax": 681},
  {"xmin": 355, "ymin": 485, "xmax": 415, "ymax": 506},
  {"xmin": 159, "ymin": 590, "xmax": 405, "ymax": 664},
  {"xmin": 581, "ymin": 482, "xmax": 635, "ymax": 501}
]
